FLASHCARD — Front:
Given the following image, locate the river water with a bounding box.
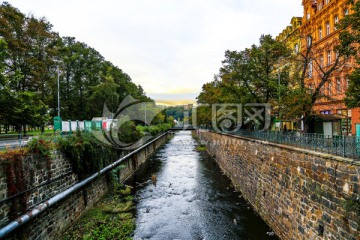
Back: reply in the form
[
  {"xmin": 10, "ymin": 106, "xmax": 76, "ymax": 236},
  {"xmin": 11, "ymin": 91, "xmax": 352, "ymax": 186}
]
[{"xmin": 127, "ymin": 131, "xmax": 277, "ymax": 240}]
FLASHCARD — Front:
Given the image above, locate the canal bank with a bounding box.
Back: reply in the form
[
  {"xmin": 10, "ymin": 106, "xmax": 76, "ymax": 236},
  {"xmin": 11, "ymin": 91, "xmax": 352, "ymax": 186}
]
[
  {"xmin": 196, "ymin": 129, "xmax": 360, "ymax": 240},
  {"xmin": 127, "ymin": 131, "xmax": 277, "ymax": 239},
  {"xmin": 0, "ymin": 132, "xmax": 172, "ymax": 239}
]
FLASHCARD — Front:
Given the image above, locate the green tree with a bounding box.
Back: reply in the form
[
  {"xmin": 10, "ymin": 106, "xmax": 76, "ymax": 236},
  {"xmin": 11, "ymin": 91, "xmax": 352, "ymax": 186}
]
[
  {"xmin": 11, "ymin": 92, "xmax": 50, "ymax": 134},
  {"xmin": 339, "ymin": 0, "xmax": 360, "ymax": 108},
  {"xmin": 0, "ymin": 2, "xmax": 151, "ymax": 131},
  {"xmin": 196, "ymin": 35, "xmax": 291, "ymax": 127},
  {"xmin": 219, "ymin": 35, "xmax": 291, "ymax": 104}
]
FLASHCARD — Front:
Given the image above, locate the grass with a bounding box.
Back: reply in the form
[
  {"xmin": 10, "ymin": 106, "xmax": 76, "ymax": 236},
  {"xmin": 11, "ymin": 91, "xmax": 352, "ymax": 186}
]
[
  {"xmin": 0, "ymin": 129, "xmax": 54, "ymax": 136},
  {"xmin": 62, "ymin": 185, "xmax": 135, "ymax": 240},
  {"xmin": 196, "ymin": 144, "xmax": 206, "ymax": 151}
]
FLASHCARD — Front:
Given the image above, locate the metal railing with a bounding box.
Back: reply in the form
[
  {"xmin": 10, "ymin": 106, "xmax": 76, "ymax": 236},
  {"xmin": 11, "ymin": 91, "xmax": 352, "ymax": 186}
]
[
  {"xmin": 201, "ymin": 128, "xmax": 360, "ymax": 160},
  {"xmin": 0, "ymin": 134, "xmax": 29, "ymax": 150},
  {"xmin": 0, "ymin": 131, "xmax": 169, "ymax": 238},
  {"xmin": 0, "ymin": 133, "xmax": 61, "ymax": 150}
]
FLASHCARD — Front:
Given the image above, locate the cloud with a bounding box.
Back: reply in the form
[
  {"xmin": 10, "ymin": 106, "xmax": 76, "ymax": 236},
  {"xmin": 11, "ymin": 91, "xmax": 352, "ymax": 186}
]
[{"xmin": 10, "ymin": 0, "xmax": 303, "ymax": 105}]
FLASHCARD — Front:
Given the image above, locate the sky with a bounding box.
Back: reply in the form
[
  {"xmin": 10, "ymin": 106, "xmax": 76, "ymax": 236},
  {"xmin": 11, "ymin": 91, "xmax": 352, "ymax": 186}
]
[{"xmin": 9, "ymin": 0, "xmax": 303, "ymax": 106}]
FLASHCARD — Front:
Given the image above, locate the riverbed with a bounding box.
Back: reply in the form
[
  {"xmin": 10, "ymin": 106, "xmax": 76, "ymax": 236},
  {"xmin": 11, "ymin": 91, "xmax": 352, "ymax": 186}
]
[{"xmin": 127, "ymin": 131, "xmax": 277, "ymax": 240}]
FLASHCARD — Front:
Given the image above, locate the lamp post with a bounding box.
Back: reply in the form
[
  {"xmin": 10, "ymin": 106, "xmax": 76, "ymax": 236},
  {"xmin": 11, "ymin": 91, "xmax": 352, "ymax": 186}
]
[{"xmin": 57, "ymin": 66, "xmax": 60, "ymax": 117}]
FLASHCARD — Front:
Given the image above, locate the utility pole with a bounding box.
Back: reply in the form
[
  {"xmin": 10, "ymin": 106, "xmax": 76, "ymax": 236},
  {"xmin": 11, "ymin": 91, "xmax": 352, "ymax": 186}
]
[{"xmin": 57, "ymin": 66, "xmax": 60, "ymax": 117}]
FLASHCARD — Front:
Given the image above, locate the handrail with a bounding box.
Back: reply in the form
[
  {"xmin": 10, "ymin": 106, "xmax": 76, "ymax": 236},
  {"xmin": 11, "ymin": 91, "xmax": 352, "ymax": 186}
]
[
  {"xmin": 199, "ymin": 128, "xmax": 360, "ymax": 160},
  {"xmin": 0, "ymin": 131, "xmax": 169, "ymax": 238}
]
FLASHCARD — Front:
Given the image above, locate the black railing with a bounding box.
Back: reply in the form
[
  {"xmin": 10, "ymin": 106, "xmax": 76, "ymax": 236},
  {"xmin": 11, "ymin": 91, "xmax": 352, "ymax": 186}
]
[{"xmin": 201, "ymin": 128, "xmax": 360, "ymax": 160}]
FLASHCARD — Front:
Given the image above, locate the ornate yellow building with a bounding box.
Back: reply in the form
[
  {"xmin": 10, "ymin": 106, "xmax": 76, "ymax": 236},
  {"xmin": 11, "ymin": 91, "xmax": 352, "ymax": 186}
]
[
  {"xmin": 274, "ymin": 17, "xmax": 303, "ymax": 131},
  {"xmin": 276, "ymin": 17, "xmax": 303, "ymax": 55},
  {"xmin": 300, "ymin": 0, "xmax": 357, "ymax": 135}
]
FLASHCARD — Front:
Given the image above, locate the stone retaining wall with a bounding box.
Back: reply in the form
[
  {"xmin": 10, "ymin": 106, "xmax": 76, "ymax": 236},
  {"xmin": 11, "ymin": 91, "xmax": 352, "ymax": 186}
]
[
  {"xmin": 197, "ymin": 130, "xmax": 359, "ymax": 240},
  {"xmin": 0, "ymin": 132, "xmax": 171, "ymax": 239}
]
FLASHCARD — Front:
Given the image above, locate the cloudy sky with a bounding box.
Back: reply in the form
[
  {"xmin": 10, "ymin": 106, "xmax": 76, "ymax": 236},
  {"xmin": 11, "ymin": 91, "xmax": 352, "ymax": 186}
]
[{"xmin": 10, "ymin": 0, "xmax": 303, "ymax": 105}]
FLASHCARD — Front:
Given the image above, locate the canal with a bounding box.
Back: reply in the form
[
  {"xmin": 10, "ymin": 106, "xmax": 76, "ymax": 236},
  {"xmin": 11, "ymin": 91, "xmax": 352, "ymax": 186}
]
[{"xmin": 127, "ymin": 131, "xmax": 277, "ymax": 240}]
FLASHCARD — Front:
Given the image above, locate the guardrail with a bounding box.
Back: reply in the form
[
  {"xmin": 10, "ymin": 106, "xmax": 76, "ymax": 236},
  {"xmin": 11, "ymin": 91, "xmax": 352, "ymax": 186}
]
[
  {"xmin": 0, "ymin": 134, "xmax": 29, "ymax": 150},
  {"xmin": 200, "ymin": 128, "xmax": 360, "ymax": 160},
  {"xmin": 0, "ymin": 133, "xmax": 61, "ymax": 150}
]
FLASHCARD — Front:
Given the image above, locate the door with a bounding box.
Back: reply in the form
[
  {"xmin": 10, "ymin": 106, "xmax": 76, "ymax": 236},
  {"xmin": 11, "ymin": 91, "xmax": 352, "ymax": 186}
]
[
  {"xmin": 323, "ymin": 122, "xmax": 333, "ymax": 138},
  {"xmin": 356, "ymin": 124, "xmax": 360, "ymax": 137}
]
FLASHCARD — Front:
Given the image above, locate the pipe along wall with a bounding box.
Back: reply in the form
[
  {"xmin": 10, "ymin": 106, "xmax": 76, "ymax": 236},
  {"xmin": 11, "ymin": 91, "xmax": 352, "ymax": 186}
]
[{"xmin": 0, "ymin": 132, "xmax": 173, "ymax": 239}]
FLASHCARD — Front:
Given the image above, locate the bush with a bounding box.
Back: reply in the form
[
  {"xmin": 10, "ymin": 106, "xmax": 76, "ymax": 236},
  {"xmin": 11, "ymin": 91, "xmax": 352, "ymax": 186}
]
[
  {"xmin": 137, "ymin": 123, "xmax": 172, "ymax": 136},
  {"xmin": 58, "ymin": 131, "xmax": 121, "ymax": 180}
]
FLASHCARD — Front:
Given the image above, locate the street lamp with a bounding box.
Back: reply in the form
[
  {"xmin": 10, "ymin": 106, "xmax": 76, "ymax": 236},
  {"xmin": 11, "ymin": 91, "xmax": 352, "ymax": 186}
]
[{"xmin": 57, "ymin": 66, "xmax": 60, "ymax": 117}]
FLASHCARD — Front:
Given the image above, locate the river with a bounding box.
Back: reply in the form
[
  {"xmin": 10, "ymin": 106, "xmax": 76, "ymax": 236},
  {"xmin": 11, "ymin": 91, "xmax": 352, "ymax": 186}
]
[{"xmin": 127, "ymin": 131, "xmax": 277, "ymax": 240}]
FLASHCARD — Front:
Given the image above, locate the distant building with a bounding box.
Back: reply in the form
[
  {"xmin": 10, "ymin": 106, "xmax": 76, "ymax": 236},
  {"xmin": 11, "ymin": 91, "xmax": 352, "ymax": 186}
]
[
  {"xmin": 276, "ymin": 17, "xmax": 303, "ymax": 56},
  {"xmin": 275, "ymin": 17, "xmax": 303, "ymax": 131}
]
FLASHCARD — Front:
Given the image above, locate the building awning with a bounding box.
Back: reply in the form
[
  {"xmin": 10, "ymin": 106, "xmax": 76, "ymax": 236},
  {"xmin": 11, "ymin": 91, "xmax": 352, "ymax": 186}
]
[{"xmin": 315, "ymin": 114, "xmax": 348, "ymax": 121}]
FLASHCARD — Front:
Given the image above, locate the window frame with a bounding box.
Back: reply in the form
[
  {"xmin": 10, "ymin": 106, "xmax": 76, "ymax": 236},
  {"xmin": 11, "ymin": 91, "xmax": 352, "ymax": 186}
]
[
  {"xmin": 326, "ymin": 22, "xmax": 330, "ymax": 36},
  {"xmin": 327, "ymin": 51, "xmax": 331, "ymax": 66}
]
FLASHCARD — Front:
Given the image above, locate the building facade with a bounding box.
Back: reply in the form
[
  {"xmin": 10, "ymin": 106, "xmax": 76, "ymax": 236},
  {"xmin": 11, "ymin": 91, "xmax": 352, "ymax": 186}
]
[
  {"xmin": 300, "ymin": 0, "xmax": 359, "ymax": 135},
  {"xmin": 276, "ymin": 17, "xmax": 303, "ymax": 55},
  {"xmin": 275, "ymin": 17, "xmax": 303, "ymax": 131}
]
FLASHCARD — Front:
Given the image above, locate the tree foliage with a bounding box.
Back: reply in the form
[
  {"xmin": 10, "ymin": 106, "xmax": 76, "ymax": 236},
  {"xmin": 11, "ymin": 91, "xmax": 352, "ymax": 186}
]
[
  {"xmin": 339, "ymin": 0, "xmax": 360, "ymax": 108},
  {"xmin": 197, "ymin": 10, "xmax": 359, "ymax": 133},
  {"xmin": 196, "ymin": 35, "xmax": 291, "ymax": 126},
  {"xmin": 0, "ymin": 2, "xmax": 150, "ymax": 132}
]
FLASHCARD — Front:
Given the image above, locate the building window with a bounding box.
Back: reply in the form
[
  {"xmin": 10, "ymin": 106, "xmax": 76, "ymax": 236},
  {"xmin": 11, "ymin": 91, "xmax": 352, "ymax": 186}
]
[
  {"xmin": 320, "ymin": 110, "xmax": 332, "ymax": 114},
  {"xmin": 335, "ymin": 50, "xmax": 339, "ymax": 59},
  {"xmin": 325, "ymin": 0, "xmax": 330, "ymax": 4},
  {"xmin": 308, "ymin": 59, "xmax": 313, "ymax": 78},
  {"xmin": 326, "ymin": 22, "xmax": 330, "ymax": 35},
  {"xmin": 318, "ymin": 2, "xmax": 323, "ymax": 11},
  {"xmin": 321, "ymin": 85, "xmax": 325, "ymax": 94},
  {"xmin": 345, "ymin": 76, "xmax": 349, "ymax": 89},
  {"xmin": 319, "ymin": 27, "xmax": 323, "ymax": 40},
  {"xmin": 327, "ymin": 51, "xmax": 331, "ymax": 66},
  {"xmin": 320, "ymin": 55, "xmax": 324, "ymax": 67},
  {"xmin": 320, "ymin": 110, "xmax": 332, "ymax": 115},
  {"xmin": 328, "ymin": 81, "xmax": 332, "ymax": 95},
  {"xmin": 307, "ymin": 12, "xmax": 311, "ymax": 20},
  {"xmin": 336, "ymin": 78, "xmax": 341, "ymax": 93},
  {"xmin": 294, "ymin": 44, "xmax": 299, "ymax": 54},
  {"xmin": 334, "ymin": 15, "xmax": 339, "ymax": 30},
  {"xmin": 344, "ymin": 8, "xmax": 349, "ymax": 16},
  {"xmin": 307, "ymin": 35, "xmax": 312, "ymax": 47}
]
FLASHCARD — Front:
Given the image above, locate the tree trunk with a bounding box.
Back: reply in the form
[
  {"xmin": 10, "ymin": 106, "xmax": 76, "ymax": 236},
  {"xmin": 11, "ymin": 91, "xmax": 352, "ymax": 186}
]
[
  {"xmin": 303, "ymin": 114, "xmax": 312, "ymax": 133},
  {"xmin": 23, "ymin": 125, "xmax": 27, "ymax": 135}
]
